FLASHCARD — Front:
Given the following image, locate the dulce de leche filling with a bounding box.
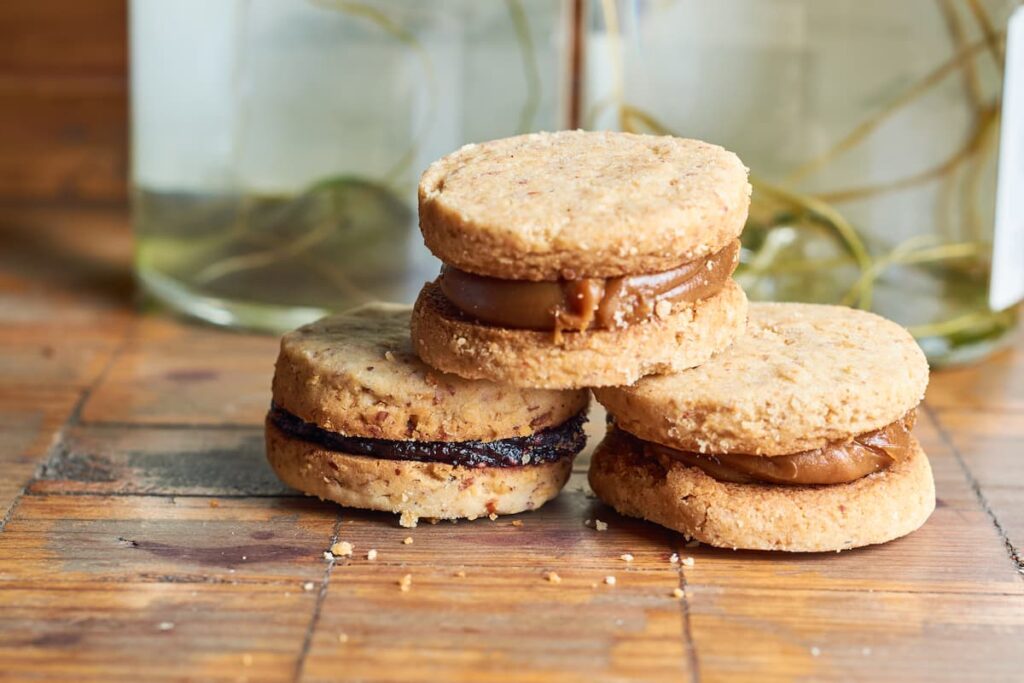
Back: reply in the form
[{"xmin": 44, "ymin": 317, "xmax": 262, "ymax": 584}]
[
  {"xmin": 646, "ymin": 411, "xmax": 917, "ymax": 486},
  {"xmin": 438, "ymin": 240, "xmax": 740, "ymax": 332}
]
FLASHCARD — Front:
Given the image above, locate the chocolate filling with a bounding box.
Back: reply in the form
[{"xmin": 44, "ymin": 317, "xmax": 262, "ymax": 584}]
[
  {"xmin": 438, "ymin": 240, "xmax": 739, "ymax": 332},
  {"xmin": 637, "ymin": 411, "xmax": 917, "ymax": 486},
  {"xmin": 269, "ymin": 404, "xmax": 587, "ymax": 469}
]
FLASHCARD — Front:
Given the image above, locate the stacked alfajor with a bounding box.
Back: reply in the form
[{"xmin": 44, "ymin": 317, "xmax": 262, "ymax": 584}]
[
  {"xmin": 411, "ymin": 130, "xmax": 751, "ymax": 389},
  {"xmin": 590, "ymin": 303, "xmax": 934, "ymax": 551}
]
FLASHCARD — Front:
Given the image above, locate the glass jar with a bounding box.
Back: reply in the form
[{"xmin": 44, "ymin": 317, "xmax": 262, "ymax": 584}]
[
  {"xmin": 586, "ymin": 0, "xmax": 1020, "ymax": 365},
  {"xmin": 131, "ymin": 0, "xmax": 574, "ymax": 332}
]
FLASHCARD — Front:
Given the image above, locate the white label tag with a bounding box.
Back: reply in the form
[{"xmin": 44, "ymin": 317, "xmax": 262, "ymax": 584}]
[{"xmin": 991, "ymin": 6, "xmax": 1024, "ymax": 311}]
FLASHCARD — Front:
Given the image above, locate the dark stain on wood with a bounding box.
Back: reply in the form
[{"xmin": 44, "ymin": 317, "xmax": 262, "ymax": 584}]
[
  {"xmin": 27, "ymin": 632, "xmax": 84, "ymax": 648},
  {"xmin": 164, "ymin": 369, "xmax": 219, "ymax": 382},
  {"xmin": 37, "ymin": 429, "xmax": 291, "ymax": 496},
  {"xmin": 127, "ymin": 539, "xmax": 309, "ymax": 568},
  {"xmin": 40, "ymin": 449, "xmax": 118, "ymax": 483}
]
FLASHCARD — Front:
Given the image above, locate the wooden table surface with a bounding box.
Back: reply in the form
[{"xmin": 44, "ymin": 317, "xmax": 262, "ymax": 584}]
[{"xmin": 1, "ymin": 205, "xmax": 1023, "ymax": 683}]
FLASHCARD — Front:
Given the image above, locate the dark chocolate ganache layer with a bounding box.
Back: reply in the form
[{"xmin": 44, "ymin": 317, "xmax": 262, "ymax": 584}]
[{"xmin": 269, "ymin": 404, "xmax": 587, "ymax": 468}]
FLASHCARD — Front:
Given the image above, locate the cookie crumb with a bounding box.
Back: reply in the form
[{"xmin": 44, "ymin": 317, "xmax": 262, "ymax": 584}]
[
  {"xmin": 511, "ymin": 520, "xmax": 524, "ymax": 527},
  {"xmin": 242, "ymin": 654, "xmax": 253, "ymax": 666},
  {"xmin": 338, "ymin": 633, "xmax": 349, "ymax": 644},
  {"xmin": 681, "ymin": 557, "xmax": 695, "ymax": 567},
  {"xmin": 811, "ymin": 646, "xmax": 821, "ymax": 657},
  {"xmin": 157, "ymin": 622, "xmax": 175, "ymax": 631},
  {"xmin": 209, "ymin": 499, "xmax": 219, "ymax": 508},
  {"xmin": 322, "ymin": 551, "xmax": 333, "ymax": 561},
  {"xmin": 402, "ymin": 536, "xmax": 414, "ymax": 545},
  {"xmin": 302, "ymin": 582, "xmax": 315, "ymax": 592},
  {"xmin": 544, "ymin": 571, "xmax": 562, "ymax": 584},
  {"xmin": 454, "ymin": 570, "xmax": 467, "ymax": 578},
  {"xmin": 384, "ymin": 350, "xmax": 395, "ymax": 362},
  {"xmin": 604, "ymin": 575, "xmax": 617, "ymax": 586},
  {"xmin": 590, "ymin": 582, "xmax": 599, "ymax": 589},
  {"xmin": 488, "ymin": 513, "xmax": 498, "ymax": 521},
  {"xmin": 398, "ymin": 574, "xmax": 413, "ymax": 592},
  {"xmin": 330, "ymin": 541, "xmax": 353, "ymax": 557},
  {"xmin": 366, "ymin": 549, "xmax": 378, "ymax": 561},
  {"xmin": 862, "ymin": 647, "xmax": 871, "ymax": 656},
  {"xmin": 620, "ymin": 553, "xmax": 634, "ymax": 562},
  {"xmin": 671, "ymin": 588, "xmax": 684, "ymax": 599},
  {"xmin": 669, "ymin": 553, "xmax": 680, "ymax": 564},
  {"xmin": 595, "ymin": 519, "xmax": 608, "ymax": 532},
  {"xmin": 399, "ymin": 511, "xmax": 419, "ymax": 528}
]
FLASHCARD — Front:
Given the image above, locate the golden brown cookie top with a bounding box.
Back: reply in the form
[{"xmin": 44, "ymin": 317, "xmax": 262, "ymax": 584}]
[
  {"xmin": 419, "ymin": 131, "xmax": 750, "ymax": 280},
  {"xmin": 271, "ymin": 303, "xmax": 588, "ymax": 442},
  {"xmin": 594, "ymin": 303, "xmax": 929, "ymax": 455}
]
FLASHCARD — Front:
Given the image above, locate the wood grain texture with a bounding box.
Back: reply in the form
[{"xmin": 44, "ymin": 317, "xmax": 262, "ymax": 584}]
[
  {"xmin": 0, "ymin": 0, "xmax": 128, "ymax": 202},
  {"xmin": 0, "ymin": 205, "xmax": 1022, "ymax": 680}
]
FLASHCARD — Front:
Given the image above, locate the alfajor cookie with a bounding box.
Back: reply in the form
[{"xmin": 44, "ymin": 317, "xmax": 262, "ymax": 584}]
[
  {"xmin": 411, "ymin": 130, "xmax": 750, "ymax": 389},
  {"xmin": 267, "ymin": 303, "xmax": 589, "ymax": 527},
  {"xmin": 590, "ymin": 302, "xmax": 934, "ymax": 552}
]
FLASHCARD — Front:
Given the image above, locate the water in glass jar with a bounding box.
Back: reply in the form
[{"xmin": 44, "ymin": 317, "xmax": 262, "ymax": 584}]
[{"xmin": 131, "ymin": 0, "xmax": 569, "ymax": 331}]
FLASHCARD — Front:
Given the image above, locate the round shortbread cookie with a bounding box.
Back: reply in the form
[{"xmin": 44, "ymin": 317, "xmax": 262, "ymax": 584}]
[
  {"xmin": 594, "ymin": 302, "xmax": 929, "ymax": 455},
  {"xmin": 588, "ymin": 427, "xmax": 935, "ymax": 552},
  {"xmin": 266, "ymin": 420, "xmax": 572, "ymax": 526},
  {"xmin": 272, "ymin": 303, "xmax": 588, "ymax": 442},
  {"xmin": 411, "ymin": 279, "xmax": 748, "ymax": 390},
  {"xmin": 419, "ymin": 131, "xmax": 751, "ymax": 280}
]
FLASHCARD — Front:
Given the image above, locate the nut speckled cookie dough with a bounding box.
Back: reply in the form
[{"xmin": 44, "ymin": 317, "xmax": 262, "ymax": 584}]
[
  {"xmin": 412, "ymin": 279, "xmax": 747, "ymax": 390},
  {"xmin": 589, "ymin": 426, "xmax": 935, "ymax": 552},
  {"xmin": 419, "ymin": 130, "xmax": 751, "ymax": 280},
  {"xmin": 412, "ymin": 130, "xmax": 752, "ymax": 389},
  {"xmin": 590, "ymin": 302, "xmax": 934, "ymax": 552},
  {"xmin": 594, "ymin": 303, "xmax": 929, "ymax": 455},
  {"xmin": 267, "ymin": 303, "xmax": 589, "ymax": 526}
]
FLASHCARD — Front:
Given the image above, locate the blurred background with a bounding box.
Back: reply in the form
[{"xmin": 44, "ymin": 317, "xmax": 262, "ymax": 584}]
[{"xmin": 1, "ymin": 0, "xmax": 1021, "ymax": 366}]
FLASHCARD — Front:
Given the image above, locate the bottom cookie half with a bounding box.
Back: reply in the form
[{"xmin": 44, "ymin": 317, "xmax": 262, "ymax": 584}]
[
  {"xmin": 588, "ymin": 427, "xmax": 935, "ymax": 552},
  {"xmin": 411, "ymin": 279, "xmax": 747, "ymax": 389},
  {"xmin": 266, "ymin": 420, "xmax": 573, "ymax": 527}
]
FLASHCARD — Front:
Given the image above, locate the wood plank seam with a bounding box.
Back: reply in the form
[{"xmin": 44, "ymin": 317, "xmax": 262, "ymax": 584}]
[
  {"xmin": 21, "ymin": 490, "xmax": 308, "ymax": 500},
  {"xmin": 74, "ymin": 420, "xmax": 272, "ymax": 430},
  {"xmin": 0, "ymin": 321, "xmax": 134, "ymax": 534},
  {"xmin": 924, "ymin": 403, "xmax": 1024, "ymax": 577},
  {"xmin": 294, "ymin": 514, "xmax": 345, "ymax": 683},
  {"xmin": 676, "ymin": 548, "xmax": 701, "ymax": 683}
]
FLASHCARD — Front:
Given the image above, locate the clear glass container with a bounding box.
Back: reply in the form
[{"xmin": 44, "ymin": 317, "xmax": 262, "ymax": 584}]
[
  {"xmin": 586, "ymin": 0, "xmax": 1020, "ymax": 365},
  {"xmin": 131, "ymin": 0, "xmax": 573, "ymax": 332}
]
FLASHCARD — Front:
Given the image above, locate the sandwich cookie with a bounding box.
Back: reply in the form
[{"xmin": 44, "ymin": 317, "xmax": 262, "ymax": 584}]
[
  {"xmin": 267, "ymin": 303, "xmax": 589, "ymax": 527},
  {"xmin": 411, "ymin": 130, "xmax": 750, "ymax": 389},
  {"xmin": 590, "ymin": 303, "xmax": 934, "ymax": 552}
]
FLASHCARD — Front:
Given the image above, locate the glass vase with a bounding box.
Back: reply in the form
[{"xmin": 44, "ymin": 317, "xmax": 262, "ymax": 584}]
[
  {"xmin": 131, "ymin": 0, "xmax": 573, "ymax": 332},
  {"xmin": 586, "ymin": 0, "xmax": 1020, "ymax": 365}
]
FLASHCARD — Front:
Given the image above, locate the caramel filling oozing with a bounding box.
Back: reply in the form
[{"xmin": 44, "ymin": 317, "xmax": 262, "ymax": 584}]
[
  {"xmin": 646, "ymin": 411, "xmax": 917, "ymax": 486},
  {"xmin": 438, "ymin": 240, "xmax": 739, "ymax": 332}
]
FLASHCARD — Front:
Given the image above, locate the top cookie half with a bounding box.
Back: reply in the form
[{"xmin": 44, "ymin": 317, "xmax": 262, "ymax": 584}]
[
  {"xmin": 419, "ymin": 130, "xmax": 751, "ymax": 280},
  {"xmin": 272, "ymin": 303, "xmax": 588, "ymax": 443},
  {"xmin": 594, "ymin": 303, "xmax": 930, "ymax": 455}
]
